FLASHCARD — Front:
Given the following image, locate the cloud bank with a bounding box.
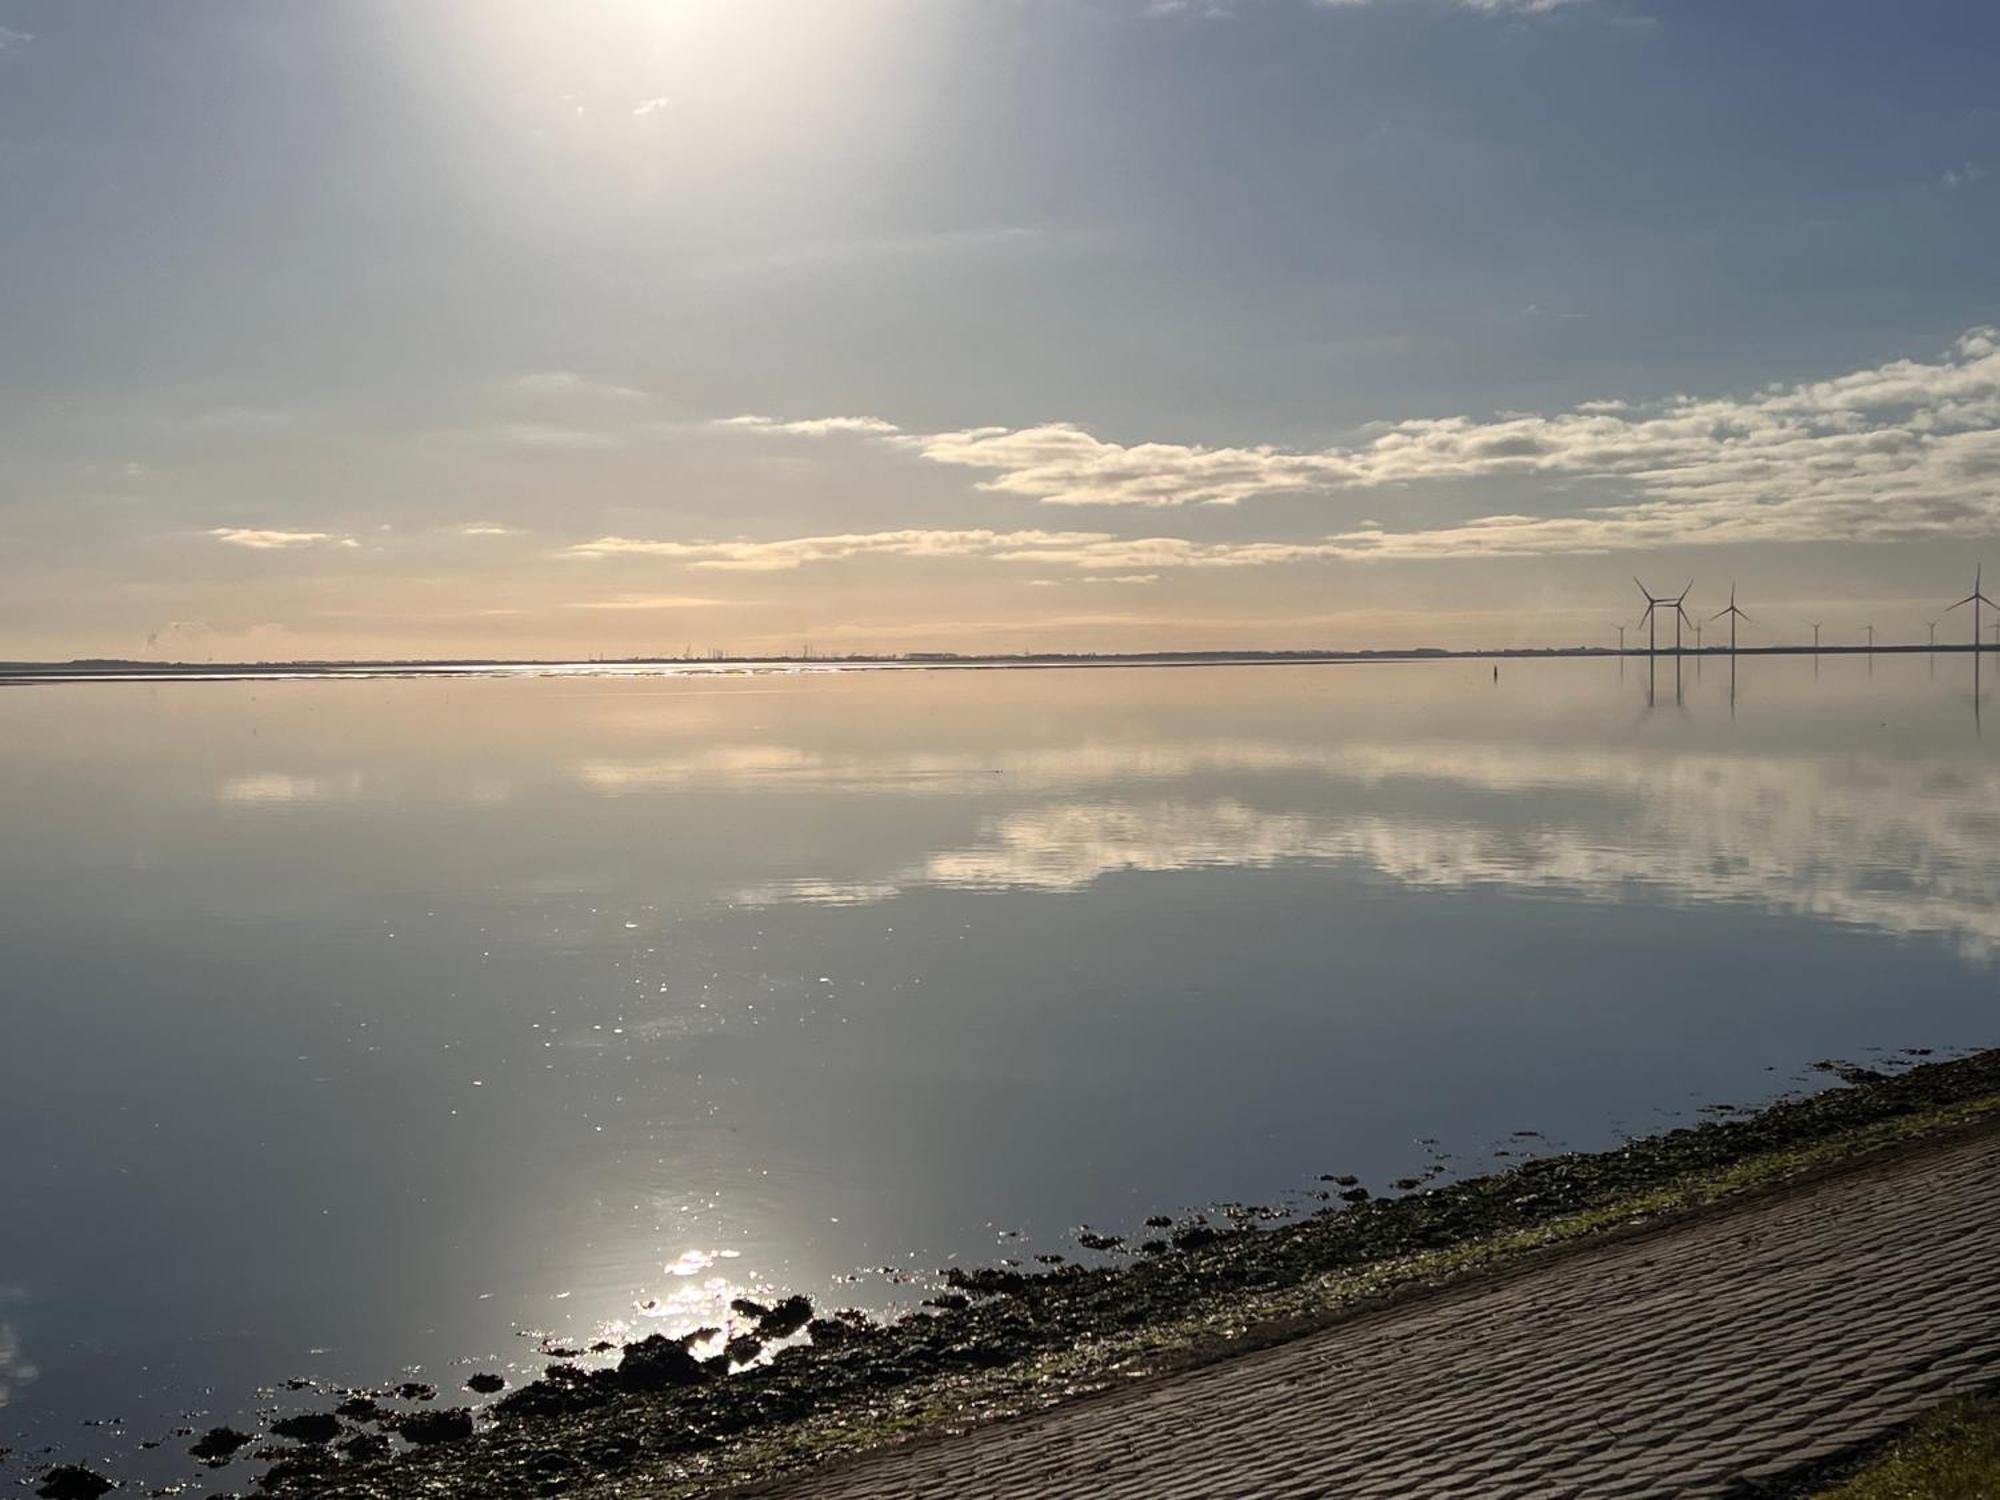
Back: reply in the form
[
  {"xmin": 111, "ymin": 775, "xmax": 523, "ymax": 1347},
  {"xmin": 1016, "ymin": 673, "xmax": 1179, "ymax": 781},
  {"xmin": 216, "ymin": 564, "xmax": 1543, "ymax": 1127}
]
[{"xmin": 720, "ymin": 329, "xmax": 2000, "ymax": 560}]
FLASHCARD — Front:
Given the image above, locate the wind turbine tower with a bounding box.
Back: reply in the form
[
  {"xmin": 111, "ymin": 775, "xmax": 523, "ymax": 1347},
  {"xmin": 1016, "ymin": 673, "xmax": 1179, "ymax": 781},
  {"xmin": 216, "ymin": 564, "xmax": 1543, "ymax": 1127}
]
[
  {"xmin": 1710, "ymin": 584, "xmax": 1750, "ymax": 655},
  {"xmin": 1947, "ymin": 565, "xmax": 1998, "ymax": 653}
]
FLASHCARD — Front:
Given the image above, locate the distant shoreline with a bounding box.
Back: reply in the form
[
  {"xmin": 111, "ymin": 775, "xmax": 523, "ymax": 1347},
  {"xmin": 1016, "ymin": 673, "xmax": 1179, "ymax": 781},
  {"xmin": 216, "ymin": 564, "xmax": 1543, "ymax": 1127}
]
[{"xmin": 0, "ymin": 644, "xmax": 1982, "ymax": 684}]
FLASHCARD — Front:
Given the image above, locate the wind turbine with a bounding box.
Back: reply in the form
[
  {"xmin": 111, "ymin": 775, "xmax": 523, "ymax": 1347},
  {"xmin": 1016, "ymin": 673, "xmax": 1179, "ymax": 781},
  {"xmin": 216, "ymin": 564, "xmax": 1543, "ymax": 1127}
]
[
  {"xmin": 1866, "ymin": 623, "xmax": 1875, "ymax": 653},
  {"xmin": 1947, "ymin": 564, "xmax": 1998, "ymax": 653},
  {"xmin": 1928, "ymin": 621, "xmax": 1939, "ymax": 651},
  {"xmin": 1634, "ymin": 579, "xmax": 1668, "ymax": 656},
  {"xmin": 1710, "ymin": 583, "xmax": 1751, "ymax": 655},
  {"xmin": 1810, "ymin": 622, "xmax": 1822, "ymax": 654}
]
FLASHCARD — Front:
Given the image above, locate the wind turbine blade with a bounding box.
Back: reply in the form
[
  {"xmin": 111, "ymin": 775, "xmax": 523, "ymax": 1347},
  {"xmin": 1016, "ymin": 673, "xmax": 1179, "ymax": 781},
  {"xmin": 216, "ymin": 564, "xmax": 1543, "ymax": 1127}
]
[
  {"xmin": 1709, "ymin": 606, "xmax": 1730, "ymax": 621},
  {"xmin": 1738, "ymin": 609, "xmax": 1751, "ymax": 622},
  {"xmin": 1979, "ymin": 592, "xmax": 2000, "ymax": 609},
  {"xmin": 1677, "ymin": 581, "xmax": 1693, "ymax": 604},
  {"xmin": 1948, "ymin": 595, "xmax": 1975, "ymax": 612},
  {"xmin": 1676, "ymin": 604, "xmax": 1693, "ymax": 625},
  {"xmin": 1633, "ymin": 578, "xmax": 1653, "ymax": 603}
]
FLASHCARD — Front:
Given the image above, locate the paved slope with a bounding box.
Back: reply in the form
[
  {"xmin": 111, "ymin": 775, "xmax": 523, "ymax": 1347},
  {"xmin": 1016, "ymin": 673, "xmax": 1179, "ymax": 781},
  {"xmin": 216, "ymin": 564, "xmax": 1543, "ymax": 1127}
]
[{"xmin": 742, "ymin": 1123, "xmax": 2000, "ymax": 1499}]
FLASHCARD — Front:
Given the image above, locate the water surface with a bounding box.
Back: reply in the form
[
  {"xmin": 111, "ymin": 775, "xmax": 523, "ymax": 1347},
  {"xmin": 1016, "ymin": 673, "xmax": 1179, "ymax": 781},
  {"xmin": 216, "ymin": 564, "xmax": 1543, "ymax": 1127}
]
[{"xmin": 2, "ymin": 655, "xmax": 1995, "ymax": 1487}]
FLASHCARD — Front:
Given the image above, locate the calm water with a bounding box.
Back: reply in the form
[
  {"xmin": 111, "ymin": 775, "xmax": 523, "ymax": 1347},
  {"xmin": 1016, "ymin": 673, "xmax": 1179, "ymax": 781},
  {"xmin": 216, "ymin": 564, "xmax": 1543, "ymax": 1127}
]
[{"xmin": 2, "ymin": 656, "xmax": 1996, "ymax": 1487}]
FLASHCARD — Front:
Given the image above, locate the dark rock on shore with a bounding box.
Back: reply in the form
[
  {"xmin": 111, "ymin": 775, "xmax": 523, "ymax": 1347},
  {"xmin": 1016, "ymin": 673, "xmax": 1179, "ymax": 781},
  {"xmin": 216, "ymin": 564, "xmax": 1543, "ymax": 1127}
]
[
  {"xmin": 729, "ymin": 1298, "xmax": 770, "ymax": 1320},
  {"xmin": 724, "ymin": 1334, "xmax": 764, "ymax": 1366},
  {"xmin": 1077, "ymin": 1231, "xmax": 1125, "ymax": 1251},
  {"xmin": 393, "ymin": 1381, "xmax": 437, "ymax": 1402},
  {"xmin": 240, "ymin": 1046, "xmax": 2000, "ymax": 1500},
  {"xmin": 36, "ymin": 1466, "xmax": 113, "ymax": 1500},
  {"xmin": 396, "ymin": 1408, "xmax": 474, "ymax": 1445},
  {"xmin": 340, "ymin": 1431, "xmax": 391, "ymax": 1462},
  {"xmin": 189, "ymin": 1426, "xmax": 254, "ymax": 1464},
  {"xmin": 616, "ymin": 1334, "xmax": 711, "ymax": 1392},
  {"xmin": 334, "ymin": 1395, "xmax": 381, "ymax": 1422},
  {"xmin": 270, "ymin": 1412, "xmax": 342, "ymax": 1445},
  {"xmin": 464, "ymin": 1373, "xmax": 507, "ymax": 1395},
  {"xmin": 755, "ymin": 1295, "xmax": 814, "ymax": 1339}
]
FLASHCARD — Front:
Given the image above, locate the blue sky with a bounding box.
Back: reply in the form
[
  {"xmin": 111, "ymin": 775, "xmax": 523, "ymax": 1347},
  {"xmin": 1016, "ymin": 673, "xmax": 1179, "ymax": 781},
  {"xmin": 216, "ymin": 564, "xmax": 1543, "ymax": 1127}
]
[{"xmin": 3, "ymin": 0, "xmax": 1998, "ymax": 658}]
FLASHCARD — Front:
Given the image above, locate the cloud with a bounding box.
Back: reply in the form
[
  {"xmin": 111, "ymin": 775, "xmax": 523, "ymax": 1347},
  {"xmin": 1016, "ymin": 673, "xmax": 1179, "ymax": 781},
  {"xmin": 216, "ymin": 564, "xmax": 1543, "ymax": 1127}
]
[
  {"xmin": 563, "ymin": 594, "xmax": 739, "ymax": 610},
  {"xmin": 483, "ymin": 423, "xmax": 619, "ymax": 449},
  {"xmin": 564, "ymin": 529, "xmax": 1119, "ymax": 570},
  {"xmin": 632, "ymin": 96, "xmax": 672, "ymax": 116},
  {"xmin": 717, "ymin": 414, "xmax": 902, "ymax": 437},
  {"xmin": 0, "ymin": 26, "xmax": 31, "ymax": 50},
  {"xmin": 459, "ymin": 523, "xmax": 520, "ymax": 537},
  {"xmin": 1942, "ymin": 162, "xmax": 1987, "ymax": 191},
  {"xmin": 735, "ymin": 328, "xmax": 2000, "ymax": 558},
  {"xmin": 209, "ymin": 527, "xmax": 352, "ymax": 550},
  {"xmin": 502, "ymin": 370, "xmax": 647, "ymax": 403}
]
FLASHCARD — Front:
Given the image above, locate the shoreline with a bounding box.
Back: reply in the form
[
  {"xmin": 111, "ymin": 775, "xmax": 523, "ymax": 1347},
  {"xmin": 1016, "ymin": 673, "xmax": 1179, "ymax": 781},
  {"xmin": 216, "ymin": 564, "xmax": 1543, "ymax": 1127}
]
[
  {"xmin": 189, "ymin": 1046, "xmax": 2000, "ymax": 1499},
  {"xmin": 0, "ymin": 644, "xmax": 1976, "ymax": 686}
]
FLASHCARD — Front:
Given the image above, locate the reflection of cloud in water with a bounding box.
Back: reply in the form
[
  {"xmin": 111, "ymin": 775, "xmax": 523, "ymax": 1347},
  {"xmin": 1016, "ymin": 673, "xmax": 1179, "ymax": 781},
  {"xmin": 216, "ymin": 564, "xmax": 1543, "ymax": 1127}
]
[
  {"xmin": 577, "ymin": 739, "xmax": 1369, "ymax": 796},
  {"xmin": 736, "ymin": 744, "xmax": 2000, "ymax": 958},
  {"xmin": 218, "ymin": 771, "xmax": 363, "ymax": 805},
  {"xmin": 0, "ymin": 1320, "xmax": 37, "ymax": 1410}
]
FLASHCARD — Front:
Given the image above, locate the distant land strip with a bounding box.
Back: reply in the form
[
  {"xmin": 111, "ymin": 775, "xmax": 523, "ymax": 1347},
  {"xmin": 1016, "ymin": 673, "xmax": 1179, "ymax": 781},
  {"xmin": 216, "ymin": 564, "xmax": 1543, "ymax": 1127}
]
[{"xmin": 0, "ymin": 644, "xmax": 1986, "ymax": 683}]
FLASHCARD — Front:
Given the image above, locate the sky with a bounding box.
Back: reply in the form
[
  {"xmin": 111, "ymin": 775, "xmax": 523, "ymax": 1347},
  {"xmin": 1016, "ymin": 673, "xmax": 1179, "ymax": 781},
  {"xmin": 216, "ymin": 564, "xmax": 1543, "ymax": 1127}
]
[{"xmin": 2, "ymin": 0, "xmax": 1999, "ymax": 660}]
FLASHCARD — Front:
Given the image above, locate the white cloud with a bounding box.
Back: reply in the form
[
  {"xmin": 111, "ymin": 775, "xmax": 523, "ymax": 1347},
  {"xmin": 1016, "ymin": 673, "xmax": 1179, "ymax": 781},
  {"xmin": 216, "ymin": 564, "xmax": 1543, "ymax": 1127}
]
[
  {"xmin": 209, "ymin": 527, "xmax": 349, "ymax": 550},
  {"xmin": 0, "ymin": 26, "xmax": 32, "ymax": 50},
  {"xmin": 717, "ymin": 414, "xmax": 902, "ymax": 437},
  {"xmin": 733, "ymin": 328, "xmax": 2000, "ymax": 558},
  {"xmin": 485, "ymin": 423, "xmax": 619, "ymax": 449},
  {"xmin": 563, "ymin": 594, "xmax": 738, "ymax": 610},
  {"xmin": 460, "ymin": 523, "xmax": 520, "ymax": 537},
  {"xmin": 564, "ymin": 529, "xmax": 1119, "ymax": 570},
  {"xmin": 502, "ymin": 370, "xmax": 647, "ymax": 403}
]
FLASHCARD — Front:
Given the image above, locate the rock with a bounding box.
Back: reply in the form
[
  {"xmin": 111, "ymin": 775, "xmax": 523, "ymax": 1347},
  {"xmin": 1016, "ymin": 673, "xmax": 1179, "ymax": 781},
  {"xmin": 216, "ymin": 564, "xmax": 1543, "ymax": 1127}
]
[
  {"xmin": 338, "ymin": 1431, "xmax": 391, "ymax": 1462},
  {"xmin": 333, "ymin": 1395, "xmax": 381, "ymax": 1422},
  {"xmin": 728, "ymin": 1297, "xmax": 770, "ymax": 1320},
  {"xmin": 922, "ymin": 1292, "xmax": 971, "ymax": 1311},
  {"xmin": 755, "ymin": 1294, "xmax": 813, "ymax": 1339},
  {"xmin": 270, "ymin": 1412, "xmax": 342, "ymax": 1445},
  {"xmin": 1171, "ymin": 1225, "xmax": 1218, "ymax": 1250},
  {"xmin": 1077, "ymin": 1231, "xmax": 1125, "ymax": 1251},
  {"xmin": 945, "ymin": 1265, "xmax": 1030, "ymax": 1298},
  {"xmin": 1144, "ymin": 1215, "xmax": 1173, "ymax": 1228},
  {"xmin": 615, "ymin": 1334, "xmax": 709, "ymax": 1391},
  {"xmin": 723, "ymin": 1333, "xmax": 764, "ymax": 1366},
  {"xmin": 392, "ymin": 1381, "xmax": 437, "ymax": 1402},
  {"xmin": 464, "ymin": 1372, "xmax": 507, "ymax": 1395},
  {"xmin": 806, "ymin": 1310, "xmax": 876, "ymax": 1346},
  {"xmin": 36, "ymin": 1467, "xmax": 114, "ymax": 1500},
  {"xmin": 189, "ymin": 1426, "xmax": 254, "ymax": 1464},
  {"xmin": 1339, "ymin": 1187, "xmax": 1372, "ymax": 1204},
  {"xmin": 396, "ymin": 1407, "xmax": 474, "ymax": 1445}
]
